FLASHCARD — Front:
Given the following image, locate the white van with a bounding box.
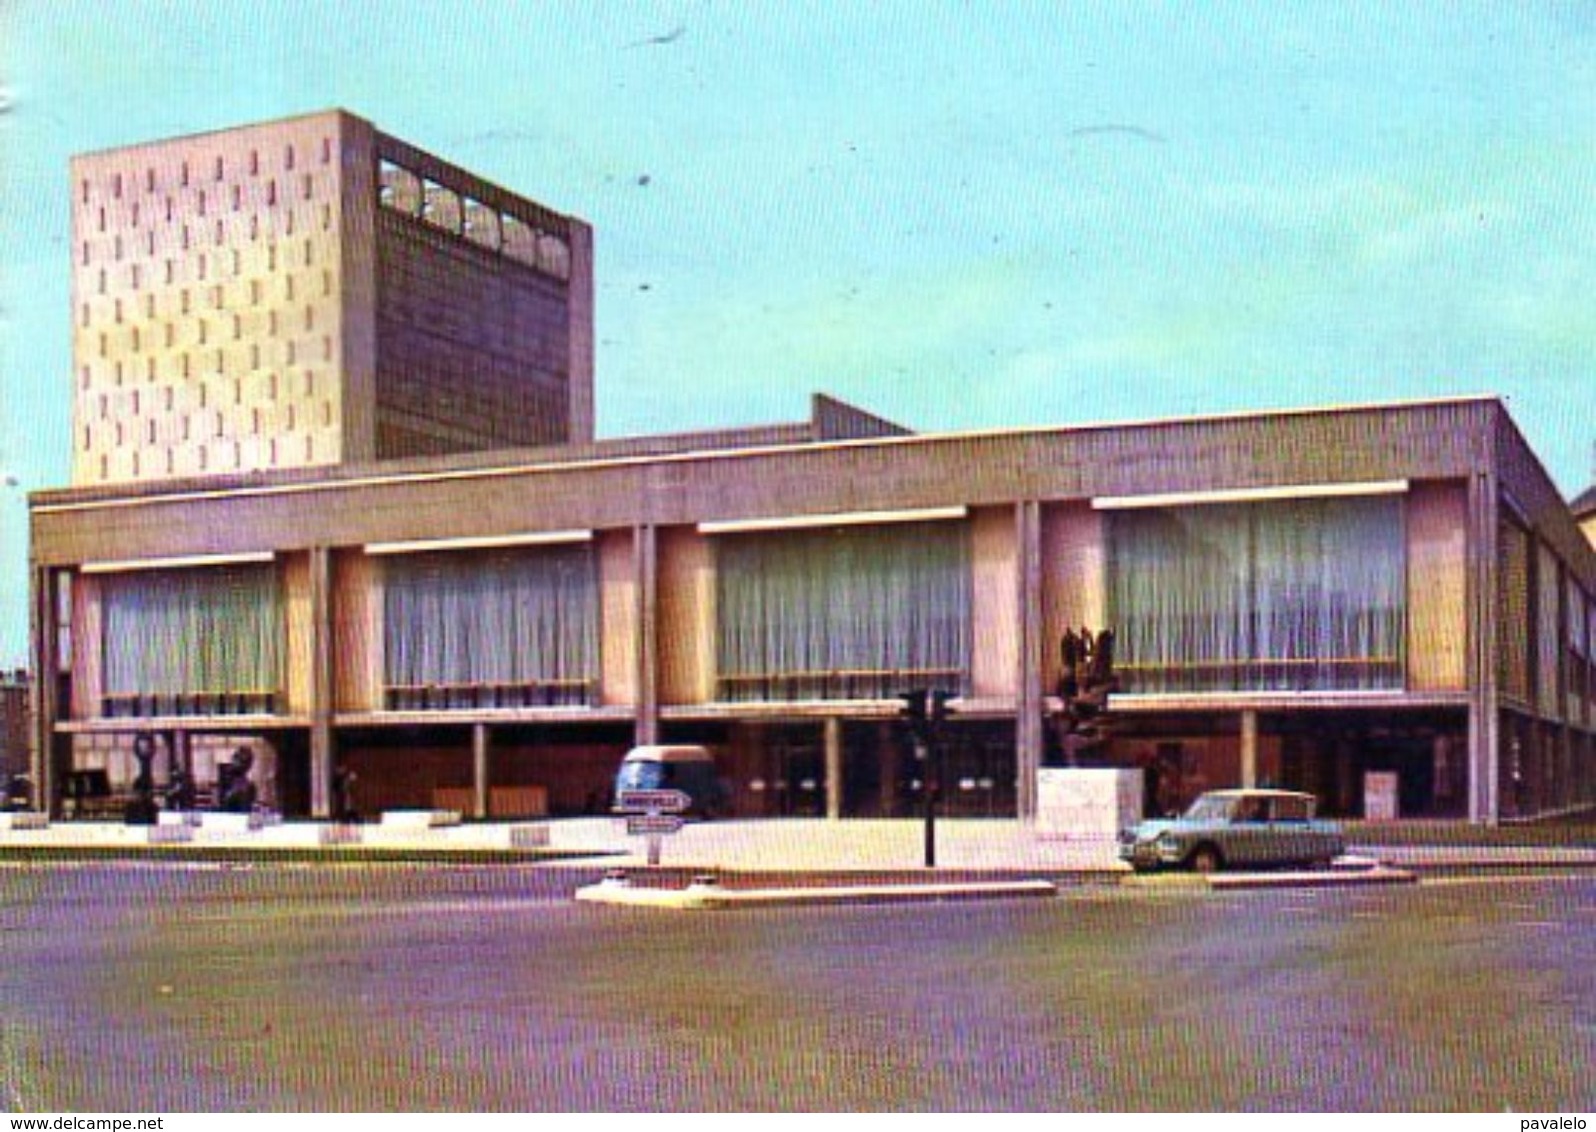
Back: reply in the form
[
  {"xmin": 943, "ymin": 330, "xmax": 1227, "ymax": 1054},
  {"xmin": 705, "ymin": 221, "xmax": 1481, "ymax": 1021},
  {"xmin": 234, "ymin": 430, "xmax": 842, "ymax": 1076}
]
[{"xmin": 612, "ymin": 745, "xmax": 727, "ymax": 817}]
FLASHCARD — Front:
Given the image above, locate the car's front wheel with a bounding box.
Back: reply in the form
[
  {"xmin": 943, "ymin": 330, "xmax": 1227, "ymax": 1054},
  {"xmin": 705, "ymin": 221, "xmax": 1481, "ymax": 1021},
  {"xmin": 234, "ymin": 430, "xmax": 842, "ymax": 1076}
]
[{"xmin": 1189, "ymin": 844, "xmax": 1223, "ymax": 874}]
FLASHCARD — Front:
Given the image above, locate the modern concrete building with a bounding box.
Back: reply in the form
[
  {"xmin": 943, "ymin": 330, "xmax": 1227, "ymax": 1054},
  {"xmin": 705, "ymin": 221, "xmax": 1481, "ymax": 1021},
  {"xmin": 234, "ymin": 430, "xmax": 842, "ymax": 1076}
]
[
  {"xmin": 26, "ymin": 113, "xmax": 1596, "ymax": 825},
  {"xmin": 70, "ymin": 109, "xmax": 592, "ymax": 486}
]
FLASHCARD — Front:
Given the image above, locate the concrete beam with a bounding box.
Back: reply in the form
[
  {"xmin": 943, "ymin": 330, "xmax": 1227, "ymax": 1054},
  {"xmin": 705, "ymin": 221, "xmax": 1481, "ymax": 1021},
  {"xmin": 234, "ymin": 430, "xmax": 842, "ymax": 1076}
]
[{"xmin": 472, "ymin": 723, "xmax": 490, "ymax": 820}]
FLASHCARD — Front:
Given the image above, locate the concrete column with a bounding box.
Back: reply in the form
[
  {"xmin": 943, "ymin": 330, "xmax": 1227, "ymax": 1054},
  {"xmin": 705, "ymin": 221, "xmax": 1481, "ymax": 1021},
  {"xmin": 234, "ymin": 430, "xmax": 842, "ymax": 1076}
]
[
  {"xmin": 1015, "ymin": 501, "xmax": 1044, "ymax": 820},
  {"xmin": 308, "ymin": 546, "xmax": 334, "ymax": 819},
  {"xmin": 472, "ymin": 723, "xmax": 490, "ymax": 820},
  {"xmin": 824, "ymin": 716, "xmax": 843, "ymax": 821},
  {"xmin": 1466, "ymin": 467, "xmax": 1501, "ymax": 824},
  {"xmin": 1240, "ymin": 710, "xmax": 1259, "ymax": 788},
  {"xmin": 634, "ymin": 524, "xmax": 659, "ymax": 747},
  {"xmin": 29, "ymin": 565, "xmax": 59, "ymax": 816}
]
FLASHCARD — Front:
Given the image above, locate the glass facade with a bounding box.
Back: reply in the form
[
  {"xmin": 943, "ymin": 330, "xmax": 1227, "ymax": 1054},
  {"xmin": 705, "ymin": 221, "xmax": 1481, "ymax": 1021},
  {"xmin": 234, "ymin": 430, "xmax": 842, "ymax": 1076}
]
[
  {"xmin": 382, "ymin": 545, "xmax": 598, "ymax": 709},
  {"xmin": 715, "ymin": 522, "xmax": 970, "ymax": 701},
  {"xmin": 1108, "ymin": 496, "xmax": 1406, "ymax": 694},
  {"xmin": 1499, "ymin": 519, "xmax": 1532, "ymax": 703}
]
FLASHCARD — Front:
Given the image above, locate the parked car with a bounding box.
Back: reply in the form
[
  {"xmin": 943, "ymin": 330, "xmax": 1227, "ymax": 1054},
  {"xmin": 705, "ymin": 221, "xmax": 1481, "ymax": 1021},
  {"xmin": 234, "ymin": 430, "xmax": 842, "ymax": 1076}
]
[{"xmin": 1118, "ymin": 788, "xmax": 1345, "ymax": 873}]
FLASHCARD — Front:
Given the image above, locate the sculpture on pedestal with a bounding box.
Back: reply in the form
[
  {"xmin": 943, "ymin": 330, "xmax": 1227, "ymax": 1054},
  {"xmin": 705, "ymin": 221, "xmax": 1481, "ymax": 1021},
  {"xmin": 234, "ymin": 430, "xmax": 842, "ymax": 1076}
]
[
  {"xmin": 216, "ymin": 747, "xmax": 258, "ymax": 813},
  {"xmin": 1051, "ymin": 627, "xmax": 1117, "ymax": 767}
]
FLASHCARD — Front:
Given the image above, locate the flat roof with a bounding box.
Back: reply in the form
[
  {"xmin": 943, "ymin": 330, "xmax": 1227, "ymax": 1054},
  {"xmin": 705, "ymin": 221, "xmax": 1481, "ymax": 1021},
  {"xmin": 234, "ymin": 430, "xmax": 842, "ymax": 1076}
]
[
  {"xmin": 30, "ymin": 393, "xmax": 1500, "ymax": 510},
  {"xmin": 71, "ymin": 107, "xmax": 358, "ymax": 162}
]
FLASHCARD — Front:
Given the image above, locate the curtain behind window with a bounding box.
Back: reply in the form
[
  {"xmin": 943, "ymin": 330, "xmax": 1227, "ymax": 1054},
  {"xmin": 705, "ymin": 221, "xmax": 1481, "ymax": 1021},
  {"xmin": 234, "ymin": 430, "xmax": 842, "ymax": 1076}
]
[
  {"xmin": 1110, "ymin": 496, "xmax": 1405, "ymax": 693},
  {"xmin": 382, "ymin": 545, "xmax": 597, "ymax": 705},
  {"xmin": 101, "ymin": 563, "xmax": 281, "ymax": 705},
  {"xmin": 1499, "ymin": 520, "xmax": 1532, "ymax": 703},
  {"xmin": 716, "ymin": 522, "xmax": 970, "ymax": 701}
]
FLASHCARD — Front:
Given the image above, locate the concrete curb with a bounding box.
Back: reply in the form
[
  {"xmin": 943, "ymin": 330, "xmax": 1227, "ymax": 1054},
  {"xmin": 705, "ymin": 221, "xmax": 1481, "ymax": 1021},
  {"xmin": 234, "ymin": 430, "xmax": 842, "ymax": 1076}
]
[
  {"xmin": 1205, "ymin": 866, "xmax": 1418, "ymax": 889},
  {"xmin": 575, "ymin": 875, "xmax": 1060, "ymax": 910},
  {"xmin": 0, "ymin": 819, "xmax": 1589, "ymax": 878},
  {"xmin": 1349, "ymin": 846, "xmax": 1596, "ymax": 876},
  {"xmin": 0, "ymin": 843, "xmax": 619, "ymax": 866},
  {"xmin": 0, "ymin": 839, "xmax": 1589, "ymax": 873}
]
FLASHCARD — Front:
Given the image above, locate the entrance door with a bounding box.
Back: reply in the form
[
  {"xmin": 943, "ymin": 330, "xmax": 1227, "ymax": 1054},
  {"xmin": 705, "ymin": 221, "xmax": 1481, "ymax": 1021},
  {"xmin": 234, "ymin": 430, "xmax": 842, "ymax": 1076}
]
[{"xmin": 770, "ymin": 736, "xmax": 824, "ymax": 817}]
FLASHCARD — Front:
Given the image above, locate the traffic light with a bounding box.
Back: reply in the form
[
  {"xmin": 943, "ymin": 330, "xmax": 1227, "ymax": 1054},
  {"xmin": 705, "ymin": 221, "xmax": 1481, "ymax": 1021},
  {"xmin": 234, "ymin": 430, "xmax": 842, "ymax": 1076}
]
[{"xmin": 898, "ymin": 688, "xmax": 929, "ymax": 743}]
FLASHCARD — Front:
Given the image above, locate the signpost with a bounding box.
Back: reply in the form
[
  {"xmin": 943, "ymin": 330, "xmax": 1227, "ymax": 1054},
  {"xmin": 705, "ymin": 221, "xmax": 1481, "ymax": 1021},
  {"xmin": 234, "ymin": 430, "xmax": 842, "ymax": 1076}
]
[
  {"xmin": 624, "ymin": 814, "xmax": 685, "ymax": 836},
  {"xmin": 615, "ymin": 789, "xmax": 691, "ymax": 865}
]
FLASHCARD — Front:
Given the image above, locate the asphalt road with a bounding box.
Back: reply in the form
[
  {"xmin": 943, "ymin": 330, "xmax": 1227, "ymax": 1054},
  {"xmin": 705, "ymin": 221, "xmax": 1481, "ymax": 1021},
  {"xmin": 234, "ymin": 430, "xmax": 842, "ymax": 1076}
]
[{"xmin": 0, "ymin": 864, "xmax": 1591, "ymax": 1112}]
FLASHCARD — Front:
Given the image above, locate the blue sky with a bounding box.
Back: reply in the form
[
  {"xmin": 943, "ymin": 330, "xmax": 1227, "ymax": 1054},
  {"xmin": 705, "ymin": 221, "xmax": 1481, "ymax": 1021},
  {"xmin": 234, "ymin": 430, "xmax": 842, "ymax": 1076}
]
[{"xmin": 3, "ymin": 2, "xmax": 1596, "ymax": 665}]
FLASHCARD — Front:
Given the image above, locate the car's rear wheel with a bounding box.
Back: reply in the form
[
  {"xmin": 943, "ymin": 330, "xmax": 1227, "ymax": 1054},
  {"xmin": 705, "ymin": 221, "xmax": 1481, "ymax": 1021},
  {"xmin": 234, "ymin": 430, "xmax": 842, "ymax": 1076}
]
[{"xmin": 1189, "ymin": 844, "xmax": 1223, "ymax": 874}]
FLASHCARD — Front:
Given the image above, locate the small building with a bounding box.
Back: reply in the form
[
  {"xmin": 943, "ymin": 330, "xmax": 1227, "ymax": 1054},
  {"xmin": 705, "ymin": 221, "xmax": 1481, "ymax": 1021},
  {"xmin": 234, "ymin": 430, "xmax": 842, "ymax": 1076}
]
[
  {"xmin": 1574, "ymin": 484, "xmax": 1596, "ymax": 554},
  {"xmin": 0, "ymin": 670, "xmax": 30, "ymax": 787}
]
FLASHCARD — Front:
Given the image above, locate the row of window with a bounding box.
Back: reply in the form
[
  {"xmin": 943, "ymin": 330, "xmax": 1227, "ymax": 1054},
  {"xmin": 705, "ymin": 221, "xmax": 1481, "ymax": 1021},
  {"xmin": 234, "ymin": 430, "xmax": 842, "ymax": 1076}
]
[
  {"xmin": 1500, "ymin": 517, "xmax": 1596, "ymax": 726},
  {"xmin": 87, "ymin": 499, "xmax": 1443, "ymax": 716},
  {"xmin": 85, "ymin": 250, "xmax": 330, "ymax": 305},
  {"xmin": 81, "ymin": 137, "xmax": 334, "ymax": 206},
  {"xmin": 84, "ymin": 432, "xmax": 326, "ymax": 484},
  {"xmin": 86, "ymin": 367, "xmax": 322, "ymax": 402},
  {"xmin": 83, "ymin": 338, "xmax": 332, "ymax": 388},
  {"xmin": 378, "ymin": 159, "xmax": 572, "ymax": 280},
  {"xmin": 84, "ymin": 304, "xmax": 331, "ymax": 351},
  {"xmin": 83, "ymin": 309, "xmax": 327, "ymax": 362},
  {"xmin": 88, "ymin": 174, "xmax": 327, "ymax": 233},
  {"xmin": 81, "ymin": 200, "xmax": 333, "ymax": 268},
  {"xmin": 82, "ymin": 347, "xmax": 327, "ymax": 393},
  {"xmin": 82, "ymin": 397, "xmax": 337, "ymax": 452}
]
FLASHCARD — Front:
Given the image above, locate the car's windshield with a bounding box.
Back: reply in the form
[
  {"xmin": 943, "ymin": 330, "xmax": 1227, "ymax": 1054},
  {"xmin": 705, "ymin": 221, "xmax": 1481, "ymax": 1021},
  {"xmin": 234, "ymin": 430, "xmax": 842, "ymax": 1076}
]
[
  {"xmin": 1274, "ymin": 796, "xmax": 1312, "ymax": 822},
  {"xmin": 616, "ymin": 762, "xmax": 664, "ymax": 791},
  {"xmin": 1182, "ymin": 795, "xmax": 1236, "ymax": 822}
]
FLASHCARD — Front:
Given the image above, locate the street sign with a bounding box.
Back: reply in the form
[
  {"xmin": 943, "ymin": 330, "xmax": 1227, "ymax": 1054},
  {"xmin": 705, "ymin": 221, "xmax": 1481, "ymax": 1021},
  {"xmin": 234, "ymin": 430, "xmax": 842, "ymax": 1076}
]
[
  {"xmin": 615, "ymin": 789, "xmax": 691, "ymax": 814},
  {"xmin": 626, "ymin": 814, "xmax": 686, "ymax": 836}
]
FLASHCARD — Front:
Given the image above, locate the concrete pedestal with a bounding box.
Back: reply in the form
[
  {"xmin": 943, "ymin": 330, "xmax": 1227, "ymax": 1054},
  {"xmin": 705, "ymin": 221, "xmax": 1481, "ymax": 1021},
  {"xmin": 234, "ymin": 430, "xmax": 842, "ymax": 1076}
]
[
  {"xmin": 379, "ymin": 809, "xmax": 462, "ymax": 830},
  {"xmin": 0, "ymin": 812, "xmax": 49, "ymax": 831},
  {"xmin": 1035, "ymin": 767, "xmax": 1143, "ymax": 842},
  {"xmin": 508, "ymin": 824, "xmax": 551, "ymax": 848}
]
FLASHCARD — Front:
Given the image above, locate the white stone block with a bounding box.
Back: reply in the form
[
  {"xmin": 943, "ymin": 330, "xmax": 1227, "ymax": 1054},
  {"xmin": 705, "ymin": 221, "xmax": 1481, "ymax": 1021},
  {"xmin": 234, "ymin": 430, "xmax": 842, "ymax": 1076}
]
[
  {"xmin": 509, "ymin": 824, "xmax": 551, "ymax": 848},
  {"xmin": 198, "ymin": 811, "xmax": 265, "ymax": 833},
  {"xmin": 0, "ymin": 812, "xmax": 49, "ymax": 831},
  {"xmin": 1036, "ymin": 767, "xmax": 1143, "ymax": 841},
  {"xmin": 379, "ymin": 809, "xmax": 461, "ymax": 830}
]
